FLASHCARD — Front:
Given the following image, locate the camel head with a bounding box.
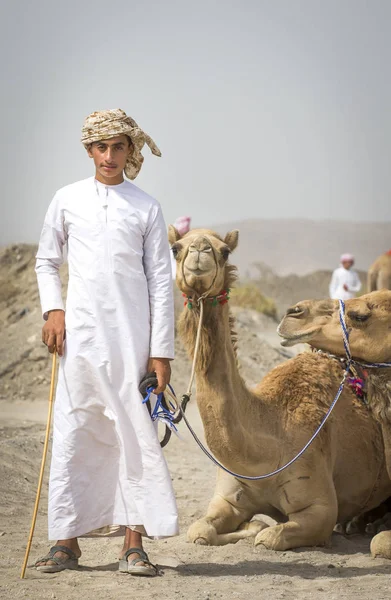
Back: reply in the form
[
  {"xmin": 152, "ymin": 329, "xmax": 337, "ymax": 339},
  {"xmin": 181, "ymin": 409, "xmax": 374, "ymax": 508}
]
[
  {"xmin": 168, "ymin": 226, "xmax": 239, "ymax": 298},
  {"xmin": 277, "ymin": 290, "xmax": 391, "ymax": 364}
]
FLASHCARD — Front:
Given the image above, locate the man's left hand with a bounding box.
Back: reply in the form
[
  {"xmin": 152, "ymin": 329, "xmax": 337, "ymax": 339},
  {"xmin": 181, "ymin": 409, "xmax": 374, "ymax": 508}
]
[{"xmin": 148, "ymin": 358, "xmax": 172, "ymax": 394}]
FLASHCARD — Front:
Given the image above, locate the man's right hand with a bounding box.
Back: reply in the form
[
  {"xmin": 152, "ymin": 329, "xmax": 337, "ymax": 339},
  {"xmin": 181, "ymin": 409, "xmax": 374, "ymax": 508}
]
[{"xmin": 42, "ymin": 310, "xmax": 66, "ymax": 356}]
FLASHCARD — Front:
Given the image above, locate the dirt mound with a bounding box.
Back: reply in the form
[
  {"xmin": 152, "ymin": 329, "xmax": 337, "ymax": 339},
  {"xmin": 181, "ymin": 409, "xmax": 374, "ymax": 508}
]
[
  {"xmin": 0, "ymin": 244, "xmax": 52, "ymax": 403},
  {"xmin": 0, "ymin": 244, "xmax": 286, "ymax": 404},
  {"xmin": 250, "ymin": 262, "xmax": 367, "ymax": 317}
]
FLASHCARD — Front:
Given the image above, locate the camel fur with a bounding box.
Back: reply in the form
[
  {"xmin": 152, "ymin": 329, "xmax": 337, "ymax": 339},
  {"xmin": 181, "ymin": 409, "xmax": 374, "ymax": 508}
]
[
  {"xmin": 278, "ymin": 290, "xmax": 391, "ymax": 557},
  {"xmin": 169, "ymin": 226, "xmax": 391, "ymax": 553},
  {"xmin": 368, "ymin": 251, "xmax": 391, "ymax": 292}
]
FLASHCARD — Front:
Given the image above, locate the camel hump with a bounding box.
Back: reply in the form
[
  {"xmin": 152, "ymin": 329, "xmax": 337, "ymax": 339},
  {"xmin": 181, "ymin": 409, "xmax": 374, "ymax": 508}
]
[{"xmin": 259, "ymin": 353, "xmax": 343, "ymax": 418}]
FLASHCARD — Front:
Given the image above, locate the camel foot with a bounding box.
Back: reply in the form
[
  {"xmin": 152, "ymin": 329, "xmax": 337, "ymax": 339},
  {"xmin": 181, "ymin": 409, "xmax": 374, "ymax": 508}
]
[
  {"xmin": 333, "ymin": 523, "xmax": 345, "ymax": 535},
  {"xmin": 254, "ymin": 524, "xmax": 289, "ymax": 551},
  {"xmin": 187, "ymin": 520, "xmax": 217, "ymax": 546},
  {"xmin": 371, "ymin": 531, "xmax": 391, "ymax": 559},
  {"xmin": 366, "ymin": 512, "xmax": 391, "ymax": 536},
  {"xmin": 194, "ymin": 538, "xmax": 209, "ymax": 546},
  {"xmin": 187, "ymin": 519, "xmax": 269, "ymax": 546},
  {"xmin": 238, "ymin": 519, "xmax": 270, "ymax": 536},
  {"xmin": 254, "ymin": 523, "xmax": 328, "ymax": 551},
  {"xmin": 339, "ymin": 500, "xmax": 391, "ymax": 537}
]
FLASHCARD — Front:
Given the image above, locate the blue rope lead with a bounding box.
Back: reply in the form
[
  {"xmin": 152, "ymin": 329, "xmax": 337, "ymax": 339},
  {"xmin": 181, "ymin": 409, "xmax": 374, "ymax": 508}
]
[
  {"xmin": 167, "ymin": 375, "xmax": 349, "ymax": 481},
  {"xmin": 142, "ymin": 385, "xmax": 180, "ymax": 434},
  {"xmin": 160, "ymin": 301, "xmax": 391, "ymax": 481},
  {"xmin": 142, "ymin": 299, "xmax": 391, "ymax": 479}
]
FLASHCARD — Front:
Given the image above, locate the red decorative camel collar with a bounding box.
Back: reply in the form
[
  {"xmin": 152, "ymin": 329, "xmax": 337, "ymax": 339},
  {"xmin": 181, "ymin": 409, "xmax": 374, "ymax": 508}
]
[{"xmin": 183, "ymin": 289, "xmax": 230, "ymax": 309}]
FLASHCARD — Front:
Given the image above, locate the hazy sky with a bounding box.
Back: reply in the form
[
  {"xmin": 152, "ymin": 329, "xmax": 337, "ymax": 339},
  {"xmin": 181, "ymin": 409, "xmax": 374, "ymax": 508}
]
[{"xmin": 1, "ymin": 0, "xmax": 390, "ymax": 245}]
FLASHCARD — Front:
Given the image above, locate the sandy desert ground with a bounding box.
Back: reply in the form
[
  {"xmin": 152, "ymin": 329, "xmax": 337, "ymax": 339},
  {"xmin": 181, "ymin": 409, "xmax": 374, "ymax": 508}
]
[
  {"xmin": 1, "ymin": 307, "xmax": 390, "ymax": 600},
  {"xmin": 1, "ymin": 245, "xmax": 390, "ymax": 599}
]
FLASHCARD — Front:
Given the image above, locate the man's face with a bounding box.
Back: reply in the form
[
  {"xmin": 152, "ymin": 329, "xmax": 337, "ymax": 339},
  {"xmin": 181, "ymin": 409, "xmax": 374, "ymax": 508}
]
[
  {"xmin": 342, "ymin": 260, "xmax": 354, "ymax": 270},
  {"xmin": 87, "ymin": 135, "xmax": 131, "ymax": 180}
]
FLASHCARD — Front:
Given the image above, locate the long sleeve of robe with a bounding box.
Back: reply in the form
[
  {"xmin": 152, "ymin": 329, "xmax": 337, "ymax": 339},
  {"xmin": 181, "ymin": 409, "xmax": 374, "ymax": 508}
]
[
  {"xmin": 35, "ymin": 177, "xmax": 178, "ymax": 540},
  {"xmin": 143, "ymin": 204, "xmax": 175, "ymax": 359},
  {"xmin": 35, "ymin": 193, "xmax": 66, "ymax": 319}
]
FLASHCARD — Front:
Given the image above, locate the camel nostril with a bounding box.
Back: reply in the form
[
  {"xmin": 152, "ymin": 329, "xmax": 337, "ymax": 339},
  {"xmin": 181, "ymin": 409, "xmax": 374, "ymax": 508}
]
[{"xmin": 188, "ymin": 245, "xmax": 212, "ymax": 254}]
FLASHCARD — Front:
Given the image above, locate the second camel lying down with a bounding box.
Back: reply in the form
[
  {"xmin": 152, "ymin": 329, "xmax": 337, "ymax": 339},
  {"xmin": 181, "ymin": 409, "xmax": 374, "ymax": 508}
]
[{"xmin": 169, "ymin": 225, "xmax": 391, "ymax": 557}]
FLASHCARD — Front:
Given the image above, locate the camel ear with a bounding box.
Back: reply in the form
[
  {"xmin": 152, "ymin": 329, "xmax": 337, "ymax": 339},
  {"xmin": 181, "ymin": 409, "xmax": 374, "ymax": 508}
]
[
  {"xmin": 224, "ymin": 230, "xmax": 239, "ymax": 252},
  {"xmin": 168, "ymin": 225, "xmax": 182, "ymax": 246}
]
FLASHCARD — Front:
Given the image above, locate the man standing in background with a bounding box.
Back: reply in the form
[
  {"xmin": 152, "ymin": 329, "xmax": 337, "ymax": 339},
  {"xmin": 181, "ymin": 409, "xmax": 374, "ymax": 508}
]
[
  {"xmin": 34, "ymin": 109, "xmax": 178, "ymax": 577},
  {"xmin": 329, "ymin": 253, "xmax": 362, "ymax": 300}
]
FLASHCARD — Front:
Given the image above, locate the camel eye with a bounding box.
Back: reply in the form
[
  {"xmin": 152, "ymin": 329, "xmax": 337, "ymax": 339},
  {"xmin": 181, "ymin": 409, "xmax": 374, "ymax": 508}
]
[
  {"xmin": 221, "ymin": 247, "xmax": 230, "ymax": 261},
  {"xmin": 171, "ymin": 244, "xmax": 181, "ymax": 259},
  {"xmin": 348, "ymin": 311, "xmax": 370, "ymax": 323},
  {"xmin": 287, "ymin": 306, "xmax": 304, "ymax": 316}
]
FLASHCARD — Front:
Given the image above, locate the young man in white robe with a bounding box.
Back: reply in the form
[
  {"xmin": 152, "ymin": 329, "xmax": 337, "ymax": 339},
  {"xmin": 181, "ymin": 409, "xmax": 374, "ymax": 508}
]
[
  {"xmin": 329, "ymin": 253, "xmax": 362, "ymax": 300},
  {"xmin": 34, "ymin": 109, "xmax": 178, "ymax": 576}
]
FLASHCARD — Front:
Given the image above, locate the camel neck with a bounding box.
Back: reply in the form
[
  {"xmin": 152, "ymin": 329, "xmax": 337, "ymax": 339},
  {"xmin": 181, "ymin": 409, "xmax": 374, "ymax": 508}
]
[
  {"xmin": 179, "ymin": 302, "xmax": 269, "ymax": 460},
  {"xmin": 367, "ymin": 370, "xmax": 391, "ymax": 424}
]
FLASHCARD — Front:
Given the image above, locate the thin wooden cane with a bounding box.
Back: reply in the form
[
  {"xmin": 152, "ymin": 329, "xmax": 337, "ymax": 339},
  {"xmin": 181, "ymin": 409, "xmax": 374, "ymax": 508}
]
[{"xmin": 20, "ymin": 351, "xmax": 57, "ymax": 579}]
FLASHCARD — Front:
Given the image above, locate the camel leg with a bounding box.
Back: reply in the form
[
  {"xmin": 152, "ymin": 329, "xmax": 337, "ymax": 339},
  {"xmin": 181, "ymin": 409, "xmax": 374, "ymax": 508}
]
[
  {"xmin": 370, "ymin": 429, "xmax": 391, "ymax": 561},
  {"xmin": 371, "ymin": 531, "xmax": 391, "ymax": 559},
  {"xmin": 379, "ymin": 423, "xmax": 391, "ymax": 481},
  {"xmin": 187, "ymin": 471, "xmax": 268, "ymax": 546},
  {"xmin": 255, "ymin": 474, "xmax": 338, "ymax": 551},
  {"xmin": 367, "ymin": 268, "xmax": 378, "ymax": 292}
]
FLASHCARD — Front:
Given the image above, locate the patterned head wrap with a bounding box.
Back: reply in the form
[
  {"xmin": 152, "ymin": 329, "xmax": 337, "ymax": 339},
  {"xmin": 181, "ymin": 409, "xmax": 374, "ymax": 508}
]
[{"xmin": 81, "ymin": 108, "xmax": 161, "ymax": 180}]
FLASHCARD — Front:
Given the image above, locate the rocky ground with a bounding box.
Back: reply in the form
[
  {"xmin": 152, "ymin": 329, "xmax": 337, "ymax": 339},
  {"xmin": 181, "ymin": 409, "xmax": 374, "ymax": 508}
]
[
  {"xmin": 0, "ymin": 244, "xmax": 389, "ymax": 600},
  {"xmin": 249, "ymin": 262, "xmax": 368, "ymax": 318}
]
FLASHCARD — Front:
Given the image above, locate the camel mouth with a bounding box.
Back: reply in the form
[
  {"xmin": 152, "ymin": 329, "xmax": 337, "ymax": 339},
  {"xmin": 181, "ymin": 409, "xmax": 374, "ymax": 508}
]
[
  {"xmin": 278, "ymin": 327, "xmax": 321, "ymax": 347},
  {"xmin": 185, "ymin": 267, "xmax": 213, "ymax": 277}
]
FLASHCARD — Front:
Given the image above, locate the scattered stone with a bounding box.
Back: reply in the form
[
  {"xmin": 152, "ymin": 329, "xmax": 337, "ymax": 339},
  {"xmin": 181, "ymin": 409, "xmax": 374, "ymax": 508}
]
[{"xmin": 16, "ymin": 307, "xmax": 29, "ymax": 320}]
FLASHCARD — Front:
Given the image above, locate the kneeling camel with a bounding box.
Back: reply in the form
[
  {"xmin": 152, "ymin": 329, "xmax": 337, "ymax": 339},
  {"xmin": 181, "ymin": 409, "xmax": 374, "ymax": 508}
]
[
  {"xmin": 169, "ymin": 226, "xmax": 391, "ymax": 555},
  {"xmin": 279, "ymin": 289, "xmax": 391, "ymax": 557}
]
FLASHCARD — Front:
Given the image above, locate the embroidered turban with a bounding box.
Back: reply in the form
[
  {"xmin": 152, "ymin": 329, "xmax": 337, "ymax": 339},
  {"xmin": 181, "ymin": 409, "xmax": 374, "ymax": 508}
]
[{"xmin": 81, "ymin": 108, "xmax": 161, "ymax": 180}]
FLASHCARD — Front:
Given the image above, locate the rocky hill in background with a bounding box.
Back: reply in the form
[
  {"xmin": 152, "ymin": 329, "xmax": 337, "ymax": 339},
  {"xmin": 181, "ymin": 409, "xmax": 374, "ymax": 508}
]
[
  {"xmin": 0, "ymin": 244, "xmax": 290, "ymax": 405},
  {"xmin": 0, "ymin": 236, "xmax": 370, "ymax": 403},
  {"xmin": 250, "ymin": 262, "xmax": 367, "ymax": 317},
  {"xmin": 213, "ymin": 218, "xmax": 389, "ymax": 276}
]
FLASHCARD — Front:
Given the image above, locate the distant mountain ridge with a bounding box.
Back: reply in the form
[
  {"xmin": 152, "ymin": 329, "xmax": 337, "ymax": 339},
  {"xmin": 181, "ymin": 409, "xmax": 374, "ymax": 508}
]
[{"xmin": 212, "ymin": 218, "xmax": 390, "ymax": 276}]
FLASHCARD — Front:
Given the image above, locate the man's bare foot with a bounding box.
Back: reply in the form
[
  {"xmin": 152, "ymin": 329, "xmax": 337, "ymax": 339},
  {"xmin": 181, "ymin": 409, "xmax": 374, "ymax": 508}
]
[{"xmin": 35, "ymin": 538, "xmax": 81, "ymax": 568}]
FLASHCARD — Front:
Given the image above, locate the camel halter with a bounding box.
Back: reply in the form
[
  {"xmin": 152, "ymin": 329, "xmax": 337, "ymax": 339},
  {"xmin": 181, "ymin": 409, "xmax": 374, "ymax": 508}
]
[
  {"xmin": 156, "ymin": 298, "xmax": 391, "ymax": 481},
  {"xmin": 338, "ymin": 299, "xmax": 391, "ymax": 369}
]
